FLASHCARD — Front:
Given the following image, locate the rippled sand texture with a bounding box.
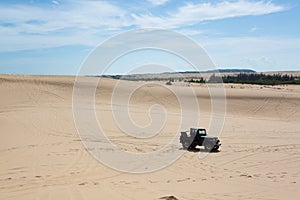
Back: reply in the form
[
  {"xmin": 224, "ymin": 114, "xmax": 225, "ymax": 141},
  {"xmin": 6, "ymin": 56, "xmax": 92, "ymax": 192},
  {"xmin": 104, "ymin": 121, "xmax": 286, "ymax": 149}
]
[{"xmin": 1, "ymin": 75, "xmax": 299, "ymax": 200}]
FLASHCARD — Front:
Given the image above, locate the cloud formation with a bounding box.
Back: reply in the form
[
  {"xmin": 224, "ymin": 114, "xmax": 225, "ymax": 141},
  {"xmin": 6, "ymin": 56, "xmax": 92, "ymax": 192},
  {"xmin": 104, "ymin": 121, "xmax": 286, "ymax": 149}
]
[
  {"xmin": 147, "ymin": 0, "xmax": 170, "ymax": 6},
  {"xmin": 133, "ymin": 1, "xmax": 285, "ymax": 28},
  {"xmin": 0, "ymin": 0, "xmax": 287, "ymax": 51}
]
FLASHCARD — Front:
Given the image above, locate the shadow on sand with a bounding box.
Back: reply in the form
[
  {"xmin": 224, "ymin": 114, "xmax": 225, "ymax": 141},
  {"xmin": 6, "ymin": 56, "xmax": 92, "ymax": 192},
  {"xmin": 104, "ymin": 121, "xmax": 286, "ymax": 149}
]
[{"xmin": 179, "ymin": 147, "xmax": 220, "ymax": 153}]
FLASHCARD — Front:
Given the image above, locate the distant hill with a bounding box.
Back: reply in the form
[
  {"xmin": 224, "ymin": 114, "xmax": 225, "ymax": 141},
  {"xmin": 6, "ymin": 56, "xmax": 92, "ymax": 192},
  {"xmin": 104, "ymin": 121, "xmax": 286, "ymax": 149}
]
[
  {"xmin": 203, "ymin": 69, "xmax": 256, "ymax": 73},
  {"xmin": 102, "ymin": 69, "xmax": 257, "ymax": 81},
  {"xmin": 161, "ymin": 69, "xmax": 256, "ymax": 74},
  {"xmin": 101, "ymin": 69, "xmax": 300, "ymax": 85},
  {"xmin": 162, "ymin": 69, "xmax": 256, "ymax": 74}
]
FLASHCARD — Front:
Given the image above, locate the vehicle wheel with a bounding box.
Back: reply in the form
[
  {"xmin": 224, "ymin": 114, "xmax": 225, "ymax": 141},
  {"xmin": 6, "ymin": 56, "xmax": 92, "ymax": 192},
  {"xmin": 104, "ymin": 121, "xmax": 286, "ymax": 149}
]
[
  {"xmin": 204, "ymin": 142, "xmax": 214, "ymax": 151},
  {"xmin": 189, "ymin": 143, "xmax": 197, "ymax": 150},
  {"xmin": 213, "ymin": 146, "xmax": 219, "ymax": 151},
  {"xmin": 182, "ymin": 141, "xmax": 190, "ymax": 149}
]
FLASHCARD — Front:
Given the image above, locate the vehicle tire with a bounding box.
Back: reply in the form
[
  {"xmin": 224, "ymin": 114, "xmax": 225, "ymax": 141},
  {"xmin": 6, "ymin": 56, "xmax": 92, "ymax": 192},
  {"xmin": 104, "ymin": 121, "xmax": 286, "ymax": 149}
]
[
  {"xmin": 189, "ymin": 143, "xmax": 197, "ymax": 150},
  {"xmin": 182, "ymin": 141, "xmax": 190, "ymax": 149},
  {"xmin": 213, "ymin": 146, "xmax": 219, "ymax": 151},
  {"xmin": 204, "ymin": 142, "xmax": 214, "ymax": 151}
]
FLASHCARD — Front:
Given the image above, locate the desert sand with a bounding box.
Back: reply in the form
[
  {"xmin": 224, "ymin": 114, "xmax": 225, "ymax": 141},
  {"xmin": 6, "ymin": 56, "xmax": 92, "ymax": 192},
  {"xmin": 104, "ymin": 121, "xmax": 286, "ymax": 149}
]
[{"xmin": 0, "ymin": 74, "xmax": 299, "ymax": 200}]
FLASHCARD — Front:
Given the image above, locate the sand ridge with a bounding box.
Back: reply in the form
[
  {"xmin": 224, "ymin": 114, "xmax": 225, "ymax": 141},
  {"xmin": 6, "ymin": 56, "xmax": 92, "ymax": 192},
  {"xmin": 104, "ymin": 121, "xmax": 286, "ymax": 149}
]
[{"xmin": 0, "ymin": 75, "xmax": 299, "ymax": 199}]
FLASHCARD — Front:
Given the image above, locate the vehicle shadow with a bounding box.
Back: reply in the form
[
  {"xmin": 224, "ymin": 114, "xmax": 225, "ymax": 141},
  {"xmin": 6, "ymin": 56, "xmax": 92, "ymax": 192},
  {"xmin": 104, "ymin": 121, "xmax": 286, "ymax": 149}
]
[{"xmin": 180, "ymin": 147, "xmax": 220, "ymax": 153}]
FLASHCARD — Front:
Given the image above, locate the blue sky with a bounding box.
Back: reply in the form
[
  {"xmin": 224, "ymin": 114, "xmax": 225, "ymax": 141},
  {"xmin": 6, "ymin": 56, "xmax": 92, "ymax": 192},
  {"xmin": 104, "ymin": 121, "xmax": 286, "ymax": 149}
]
[{"xmin": 0, "ymin": 0, "xmax": 299, "ymax": 75}]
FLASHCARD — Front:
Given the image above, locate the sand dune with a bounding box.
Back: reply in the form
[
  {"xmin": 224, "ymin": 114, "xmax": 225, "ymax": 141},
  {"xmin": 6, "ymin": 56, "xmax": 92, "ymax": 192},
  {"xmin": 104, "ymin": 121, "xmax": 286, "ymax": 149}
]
[{"xmin": 1, "ymin": 75, "xmax": 299, "ymax": 199}]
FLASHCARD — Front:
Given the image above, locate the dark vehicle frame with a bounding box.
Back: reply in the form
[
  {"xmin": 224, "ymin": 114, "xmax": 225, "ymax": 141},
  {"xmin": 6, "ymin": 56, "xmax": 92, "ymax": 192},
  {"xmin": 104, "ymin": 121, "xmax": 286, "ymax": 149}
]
[{"xmin": 180, "ymin": 128, "xmax": 221, "ymax": 151}]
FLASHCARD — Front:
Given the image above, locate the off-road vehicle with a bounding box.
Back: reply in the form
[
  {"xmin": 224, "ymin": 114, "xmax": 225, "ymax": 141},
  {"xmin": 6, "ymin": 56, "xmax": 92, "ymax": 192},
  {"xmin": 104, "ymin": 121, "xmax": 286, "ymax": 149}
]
[{"xmin": 180, "ymin": 128, "xmax": 221, "ymax": 151}]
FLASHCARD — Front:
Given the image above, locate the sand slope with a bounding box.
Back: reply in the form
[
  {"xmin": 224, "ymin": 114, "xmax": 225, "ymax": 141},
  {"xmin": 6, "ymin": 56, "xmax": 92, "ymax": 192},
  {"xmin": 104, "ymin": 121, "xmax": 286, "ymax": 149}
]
[{"xmin": 0, "ymin": 75, "xmax": 299, "ymax": 199}]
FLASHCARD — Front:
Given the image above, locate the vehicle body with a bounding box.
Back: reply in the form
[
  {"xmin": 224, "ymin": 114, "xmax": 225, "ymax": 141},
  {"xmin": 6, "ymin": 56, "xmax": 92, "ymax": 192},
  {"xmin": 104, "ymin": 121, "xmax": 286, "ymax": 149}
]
[{"xmin": 179, "ymin": 128, "xmax": 221, "ymax": 151}]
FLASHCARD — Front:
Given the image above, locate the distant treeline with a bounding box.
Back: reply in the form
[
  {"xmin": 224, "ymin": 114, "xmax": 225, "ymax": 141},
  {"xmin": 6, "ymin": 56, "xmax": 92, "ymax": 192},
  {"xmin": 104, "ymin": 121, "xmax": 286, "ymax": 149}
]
[
  {"xmin": 104, "ymin": 73, "xmax": 300, "ymax": 85},
  {"xmin": 176, "ymin": 69, "xmax": 255, "ymax": 74},
  {"xmin": 209, "ymin": 73, "xmax": 300, "ymax": 85},
  {"xmin": 106, "ymin": 75, "xmax": 187, "ymax": 82}
]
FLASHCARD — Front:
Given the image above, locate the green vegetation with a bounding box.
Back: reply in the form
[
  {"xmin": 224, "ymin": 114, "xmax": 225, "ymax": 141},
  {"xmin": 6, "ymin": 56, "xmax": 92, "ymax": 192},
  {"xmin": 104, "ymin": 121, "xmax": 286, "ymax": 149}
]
[
  {"xmin": 208, "ymin": 73, "xmax": 300, "ymax": 85},
  {"xmin": 185, "ymin": 77, "xmax": 205, "ymax": 83},
  {"xmin": 104, "ymin": 72, "xmax": 300, "ymax": 85}
]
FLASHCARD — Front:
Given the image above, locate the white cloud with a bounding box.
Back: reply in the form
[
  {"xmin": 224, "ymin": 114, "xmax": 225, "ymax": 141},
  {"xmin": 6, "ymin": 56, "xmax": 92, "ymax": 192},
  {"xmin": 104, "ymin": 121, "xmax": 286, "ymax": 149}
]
[
  {"xmin": 147, "ymin": 0, "xmax": 169, "ymax": 6},
  {"xmin": 52, "ymin": 1, "xmax": 59, "ymax": 5},
  {"xmin": 0, "ymin": 1, "xmax": 128, "ymax": 33},
  {"xmin": 0, "ymin": 0, "xmax": 130, "ymax": 51},
  {"xmin": 0, "ymin": 0, "xmax": 288, "ymax": 52},
  {"xmin": 133, "ymin": 0, "xmax": 286, "ymax": 28},
  {"xmin": 175, "ymin": 28, "xmax": 203, "ymax": 36},
  {"xmin": 250, "ymin": 26, "xmax": 258, "ymax": 32}
]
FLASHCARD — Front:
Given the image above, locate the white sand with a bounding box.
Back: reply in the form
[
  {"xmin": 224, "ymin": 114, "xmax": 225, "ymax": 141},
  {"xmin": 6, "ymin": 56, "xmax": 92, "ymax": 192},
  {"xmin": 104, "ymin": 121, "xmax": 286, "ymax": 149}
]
[{"xmin": 0, "ymin": 75, "xmax": 299, "ymax": 199}]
